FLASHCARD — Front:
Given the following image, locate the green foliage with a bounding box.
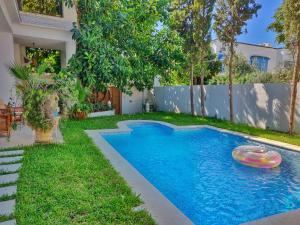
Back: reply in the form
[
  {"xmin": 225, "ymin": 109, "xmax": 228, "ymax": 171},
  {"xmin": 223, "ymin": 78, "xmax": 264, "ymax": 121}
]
[
  {"xmin": 213, "ymin": 0, "xmax": 261, "ymax": 45},
  {"xmin": 26, "ymin": 47, "xmax": 61, "ymax": 74},
  {"xmin": 9, "ymin": 64, "xmax": 58, "ymax": 131},
  {"xmin": 170, "ymin": 0, "xmax": 216, "ymax": 74},
  {"xmin": 268, "ymin": 6, "xmax": 285, "ymax": 44},
  {"xmin": 209, "ymin": 68, "xmax": 293, "ymax": 85},
  {"xmin": 229, "ymin": 54, "xmax": 256, "ymax": 75},
  {"xmin": 53, "ymin": 70, "xmax": 78, "ymax": 115},
  {"xmin": 68, "ymin": 0, "xmax": 184, "ymax": 94},
  {"xmin": 19, "ymin": 0, "xmax": 62, "ymax": 16},
  {"xmin": 23, "ymin": 90, "xmax": 56, "ymax": 131},
  {"xmin": 71, "ymin": 80, "xmax": 92, "ymax": 114},
  {"xmin": 92, "ymin": 102, "xmax": 113, "ymax": 112}
]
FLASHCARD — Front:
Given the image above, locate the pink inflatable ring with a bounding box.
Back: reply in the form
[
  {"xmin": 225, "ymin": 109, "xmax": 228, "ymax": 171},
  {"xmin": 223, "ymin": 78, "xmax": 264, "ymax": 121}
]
[{"xmin": 232, "ymin": 145, "xmax": 282, "ymax": 169}]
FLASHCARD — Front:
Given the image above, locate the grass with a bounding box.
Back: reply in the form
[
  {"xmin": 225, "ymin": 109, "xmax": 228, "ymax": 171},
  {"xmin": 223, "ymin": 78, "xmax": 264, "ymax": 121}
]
[{"xmin": 7, "ymin": 112, "xmax": 300, "ymax": 225}]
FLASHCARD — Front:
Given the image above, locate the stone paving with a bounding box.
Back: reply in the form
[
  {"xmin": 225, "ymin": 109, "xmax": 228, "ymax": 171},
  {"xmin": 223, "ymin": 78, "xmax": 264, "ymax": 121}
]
[{"xmin": 0, "ymin": 150, "xmax": 24, "ymax": 225}]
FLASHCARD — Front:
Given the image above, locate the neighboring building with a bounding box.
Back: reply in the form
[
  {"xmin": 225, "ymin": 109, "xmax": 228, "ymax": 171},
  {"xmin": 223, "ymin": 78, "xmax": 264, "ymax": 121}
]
[
  {"xmin": 211, "ymin": 39, "xmax": 293, "ymax": 73},
  {"xmin": 0, "ymin": 0, "xmax": 76, "ymax": 103}
]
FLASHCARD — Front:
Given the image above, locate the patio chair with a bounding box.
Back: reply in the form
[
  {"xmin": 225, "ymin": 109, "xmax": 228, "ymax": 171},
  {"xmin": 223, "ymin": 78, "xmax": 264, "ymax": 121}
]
[
  {"xmin": 0, "ymin": 108, "xmax": 12, "ymax": 137},
  {"xmin": 12, "ymin": 106, "xmax": 24, "ymax": 124}
]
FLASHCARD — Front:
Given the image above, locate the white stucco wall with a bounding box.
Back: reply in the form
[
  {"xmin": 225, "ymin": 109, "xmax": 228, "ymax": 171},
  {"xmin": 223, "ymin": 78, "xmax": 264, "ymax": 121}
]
[
  {"xmin": 0, "ymin": 32, "xmax": 15, "ymax": 103},
  {"xmin": 154, "ymin": 84, "xmax": 300, "ymax": 133},
  {"xmin": 122, "ymin": 89, "xmax": 154, "ymax": 114},
  {"xmin": 211, "ymin": 40, "xmax": 293, "ymax": 72}
]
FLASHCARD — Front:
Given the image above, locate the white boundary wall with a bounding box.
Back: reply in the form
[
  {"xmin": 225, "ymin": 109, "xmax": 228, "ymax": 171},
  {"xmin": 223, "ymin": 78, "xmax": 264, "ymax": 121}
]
[{"xmin": 154, "ymin": 83, "xmax": 300, "ymax": 133}]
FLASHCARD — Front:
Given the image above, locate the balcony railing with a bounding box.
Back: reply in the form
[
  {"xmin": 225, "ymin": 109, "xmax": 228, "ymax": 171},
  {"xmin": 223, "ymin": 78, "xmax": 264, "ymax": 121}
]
[{"xmin": 17, "ymin": 0, "xmax": 63, "ymax": 17}]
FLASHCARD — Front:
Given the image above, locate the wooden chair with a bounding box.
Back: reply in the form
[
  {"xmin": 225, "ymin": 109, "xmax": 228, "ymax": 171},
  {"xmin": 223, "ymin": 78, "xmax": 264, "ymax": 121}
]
[
  {"xmin": 12, "ymin": 106, "xmax": 24, "ymax": 123},
  {"xmin": 0, "ymin": 108, "xmax": 12, "ymax": 137}
]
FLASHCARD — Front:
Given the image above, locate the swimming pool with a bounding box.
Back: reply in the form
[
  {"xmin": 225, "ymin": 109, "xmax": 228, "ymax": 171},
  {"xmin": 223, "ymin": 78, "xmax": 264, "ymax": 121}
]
[{"xmin": 101, "ymin": 122, "xmax": 300, "ymax": 225}]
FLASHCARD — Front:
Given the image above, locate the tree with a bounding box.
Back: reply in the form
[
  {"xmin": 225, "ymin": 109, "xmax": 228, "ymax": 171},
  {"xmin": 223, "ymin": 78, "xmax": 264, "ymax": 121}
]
[
  {"xmin": 269, "ymin": 1, "xmax": 300, "ymax": 135},
  {"xmin": 171, "ymin": 0, "xmax": 197, "ymax": 115},
  {"xmin": 194, "ymin": 0, "xmax": 216, "ymax": 116},
  {"xmin": 171, "ymin": 0, "xmax": 215, "ymax": 115},
  {"xmin": 213, "ymin": 0, "xmax": 261, "ymax": 122},
  {"xmin": 68, "ymin": 0, "xmax": 184, "ymax": 95}
]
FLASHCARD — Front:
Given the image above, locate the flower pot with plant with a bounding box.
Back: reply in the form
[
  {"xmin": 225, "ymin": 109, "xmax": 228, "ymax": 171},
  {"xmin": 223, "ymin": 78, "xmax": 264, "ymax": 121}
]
[
  {"xmin": 9, "ymin": 63, "xmax": 58, "ymax": 143},
  {"xmin": 71, "ymin": 81, "xmax": 91, "ymax": 120}
]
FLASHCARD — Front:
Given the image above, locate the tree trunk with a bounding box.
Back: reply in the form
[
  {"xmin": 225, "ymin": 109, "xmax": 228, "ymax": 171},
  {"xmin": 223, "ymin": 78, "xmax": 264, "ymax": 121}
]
[
  {"xmin": 190, "ymin": 62, "xmax": 195, "ymax": 116},
  {"xmin": 228, "ymin": 42, "xmax": 234, "ymax": 122},
  {"xmin": 288, "ymin": 40, "xmax": 300, "ymax": 135},
  {"xmin": 200, "ymin": 75, "xmax": 205, "ymax": 117}
]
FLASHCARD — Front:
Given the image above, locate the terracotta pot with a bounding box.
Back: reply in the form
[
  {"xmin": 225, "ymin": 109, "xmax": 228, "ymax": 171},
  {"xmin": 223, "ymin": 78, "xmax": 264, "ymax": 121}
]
[
  {"xmin": 73, "ymin": 112, "xmax": 87, "ymax": 120},
  {"xmin": 35, "ymin": 128, "xmax": 53, "ymax": 143}
]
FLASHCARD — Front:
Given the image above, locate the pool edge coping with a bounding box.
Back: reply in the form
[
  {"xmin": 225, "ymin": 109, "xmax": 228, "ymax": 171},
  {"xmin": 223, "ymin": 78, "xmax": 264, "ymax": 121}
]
[{"xmin": 85, "ymin": 120, "xmax": 300, "ymax": 225}]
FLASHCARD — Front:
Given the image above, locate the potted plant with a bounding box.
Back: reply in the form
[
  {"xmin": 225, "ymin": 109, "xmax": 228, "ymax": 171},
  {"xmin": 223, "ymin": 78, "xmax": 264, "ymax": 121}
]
[
  {"xmin": 9, "ymin": 63, "xmax": 58, "ymax": 143},
  {"xmin": 71, "ymin": 80, "xmax": 92, "ymax": 120}
]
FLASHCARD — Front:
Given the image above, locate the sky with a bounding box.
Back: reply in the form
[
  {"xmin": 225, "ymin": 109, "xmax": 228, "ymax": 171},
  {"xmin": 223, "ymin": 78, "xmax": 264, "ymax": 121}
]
[{"xmin": 212, "ymin": 0, "xmax": 283, "ymax": 48}]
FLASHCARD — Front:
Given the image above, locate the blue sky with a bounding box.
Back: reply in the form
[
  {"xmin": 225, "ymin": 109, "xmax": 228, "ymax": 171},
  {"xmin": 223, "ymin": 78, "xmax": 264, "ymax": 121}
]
[{"xmin": 212, "ymin": 0, "xmax": 283, "ymax": 48}]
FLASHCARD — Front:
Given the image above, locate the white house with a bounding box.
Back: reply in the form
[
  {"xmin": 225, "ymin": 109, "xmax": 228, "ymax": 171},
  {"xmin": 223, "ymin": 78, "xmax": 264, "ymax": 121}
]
[
  {"xmin": 0, "ymin": 0, "xmax": 77, "ymax": 103},
  {"xmin": 211, "ymin": 39, "xmax": 293, "ymax": 73}
]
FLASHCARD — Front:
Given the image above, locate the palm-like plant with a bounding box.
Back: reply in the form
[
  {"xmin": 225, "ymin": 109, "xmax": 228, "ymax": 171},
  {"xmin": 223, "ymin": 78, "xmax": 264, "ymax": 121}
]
[{"xmin": 9, "ymin": 63, "xmax": 58, "ymax": 143}]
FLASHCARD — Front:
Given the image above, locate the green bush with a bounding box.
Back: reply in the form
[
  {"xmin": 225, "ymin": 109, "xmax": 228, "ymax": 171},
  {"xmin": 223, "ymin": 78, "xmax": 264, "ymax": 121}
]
[{"xmin": 92, "ymin": 102, "xmax": 113, "ymax": 112}]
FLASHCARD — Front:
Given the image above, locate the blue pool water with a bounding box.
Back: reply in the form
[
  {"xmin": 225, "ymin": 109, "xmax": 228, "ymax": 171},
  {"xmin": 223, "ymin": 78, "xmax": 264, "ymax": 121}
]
[{"xmin": 102, "ymin": 123, "xmax": 300, "ymax": 225}]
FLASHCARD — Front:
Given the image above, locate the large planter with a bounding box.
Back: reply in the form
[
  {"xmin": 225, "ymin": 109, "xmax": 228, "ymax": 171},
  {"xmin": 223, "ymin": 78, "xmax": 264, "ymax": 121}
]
[
  {"xmin": 35, "ymin": 128, "xmax": 53, "ymax": 143},
  {"xmin": 88, "ymin": 110, "xmax": 115, "ymax": 118}
]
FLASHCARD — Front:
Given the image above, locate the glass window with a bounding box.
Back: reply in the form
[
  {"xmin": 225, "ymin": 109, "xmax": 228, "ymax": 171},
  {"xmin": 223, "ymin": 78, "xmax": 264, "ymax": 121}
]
[{"xmin": 250, "ymin": 56, "xmax": 270, "ymax": 72}]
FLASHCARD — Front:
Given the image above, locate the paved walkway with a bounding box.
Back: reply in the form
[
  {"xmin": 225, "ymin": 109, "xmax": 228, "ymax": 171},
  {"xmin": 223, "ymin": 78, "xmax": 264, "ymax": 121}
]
[
  {"xmin": 0, "ymin": 149, "xmax": 24, "ymax": 225},
  {"xmin": 0, "ymin": 125, "xmax": 63, "ymax": 149}
]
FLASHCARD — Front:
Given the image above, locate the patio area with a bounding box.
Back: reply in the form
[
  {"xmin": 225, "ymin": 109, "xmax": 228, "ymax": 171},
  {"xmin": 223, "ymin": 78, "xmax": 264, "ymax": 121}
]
[{"xmin": 0, "ymin": 125, "xmax": 63, "ymax": 149}]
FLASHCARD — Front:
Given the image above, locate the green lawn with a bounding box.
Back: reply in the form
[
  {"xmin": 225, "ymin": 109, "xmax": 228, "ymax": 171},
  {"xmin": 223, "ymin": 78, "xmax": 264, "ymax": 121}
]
[{"xmin": 9, "ymin": 112, "xmax": 300, "ymax": 224}]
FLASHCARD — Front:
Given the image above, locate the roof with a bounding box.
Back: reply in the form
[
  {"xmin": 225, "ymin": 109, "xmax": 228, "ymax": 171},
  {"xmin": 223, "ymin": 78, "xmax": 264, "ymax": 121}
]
[{"xmin": 212, "ymin": 39, "xmax": 286, "ymax": 50}]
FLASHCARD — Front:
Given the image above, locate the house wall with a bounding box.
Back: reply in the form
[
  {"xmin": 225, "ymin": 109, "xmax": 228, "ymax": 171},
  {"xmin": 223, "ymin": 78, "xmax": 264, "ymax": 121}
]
[
  {"xmin": 211, "ymin": 40, "xmax": 293, "ymax": 73},
  {"xmin": 0, "ymin": 0, "xmax": 77, "ymax": 103},
  {"xmin": 0, "ymin": 32, "xmax": 15, "ymax": 103},
  {"xmin": 154, "ymin": 84, "xmax": 300, "ymax": 133}
]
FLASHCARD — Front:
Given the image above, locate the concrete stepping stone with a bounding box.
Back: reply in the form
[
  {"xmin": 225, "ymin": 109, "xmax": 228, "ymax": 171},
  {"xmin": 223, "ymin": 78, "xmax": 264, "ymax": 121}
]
[
  {"xmin": 0, "ymin": 150, "xmax": 24, "ymax": 157},
  {"xmin": 0, "ymin": 220, "xmax": 17, "ymax": 225},
  {"xmin": 0, "ymin": 164, "xmax": 22, "ymax": 173},
  {"xmin": 0, "ymin": 174, "xmax": 19, "ymax": 185},
  {"xmin": 0, "ymin": 156, "xmax": 23, "ymax": 164},
  {"xmin": 0, "ymin": 186, "xmax": 16, "ymax": 197},
  {"xmin": 0, "ymin": 200, "xmax": 15, "ymax": 216}
]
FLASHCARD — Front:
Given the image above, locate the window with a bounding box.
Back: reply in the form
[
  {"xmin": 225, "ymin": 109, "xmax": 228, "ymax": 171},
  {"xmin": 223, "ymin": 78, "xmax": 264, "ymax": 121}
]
[
  {"xmin": 250, "ymin": 56, "xmax": 270, "ymax": 72},
  {"xmin": 17, "ymin": 0, "xmax": 63, "ymax": 17},
  {"xmin": 217, "ymin": 51, "xmax": 225, "ymax": 73}
]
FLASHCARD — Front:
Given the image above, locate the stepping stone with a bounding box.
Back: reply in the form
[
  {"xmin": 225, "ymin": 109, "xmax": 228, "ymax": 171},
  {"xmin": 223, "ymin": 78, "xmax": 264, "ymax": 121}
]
[
  {"xmin": 0, "ymin": 200, "xmax": 15, "ymax": 216},
  {"xmin": 0, "ymin": 164, "xmax": 22, "ymax": 173},
  {"xmin": 0, "ymin": 186, "xmax": 16, "ymax": 197},
  {"xmin": 0, "ymin": 150, "xmax": 24, "ymax": 157},
  {"xmin": 0, "ymin": 156, "xmax": 23, "ymax": 164},
  {"xmin": 0, "ymin": 220, "xmax": 17, "ymax": 225},
  {"xmin": 0, "ymin": 174, "xmax": 19, "ymax": 185}
]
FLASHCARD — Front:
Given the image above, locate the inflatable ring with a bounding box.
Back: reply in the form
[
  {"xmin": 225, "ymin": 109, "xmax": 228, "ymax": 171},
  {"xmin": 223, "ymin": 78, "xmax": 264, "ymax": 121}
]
[{"xmin": 232, "ymin": 145, "xmax": 282, "ymax": 169}]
